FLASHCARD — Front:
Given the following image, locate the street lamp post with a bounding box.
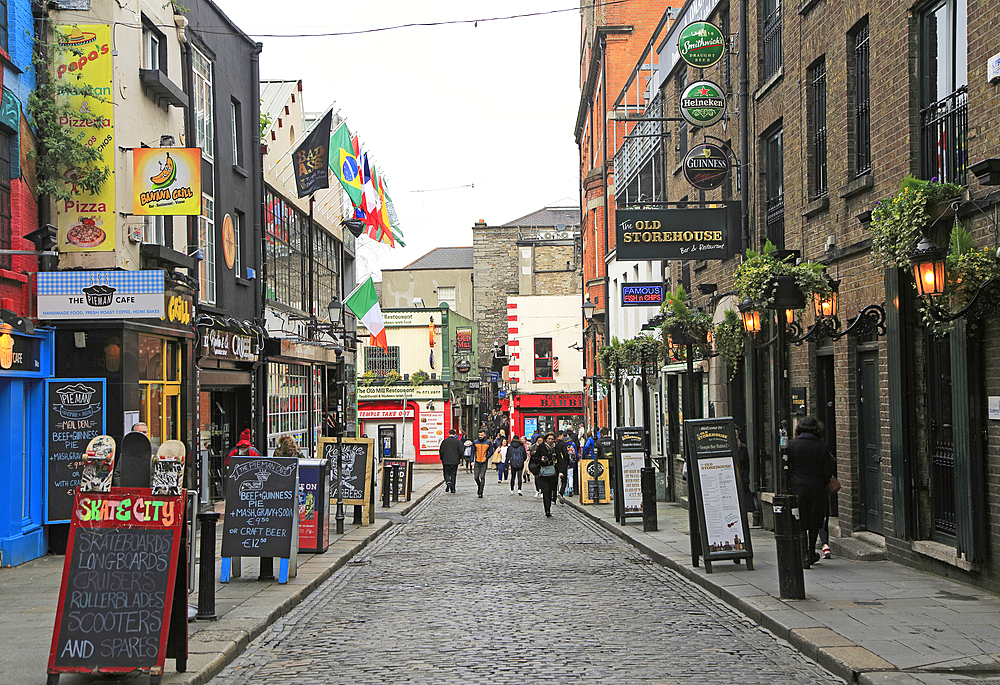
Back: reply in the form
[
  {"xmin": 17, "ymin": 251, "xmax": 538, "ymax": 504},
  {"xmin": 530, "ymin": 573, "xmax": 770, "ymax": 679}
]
[
  {"xmin": 328, "ymin": 296, "xmax": 347, "ymax": 535},
  {"xmin": 583, "ymin": 298, "xmax": 598, "ymax": 503}
]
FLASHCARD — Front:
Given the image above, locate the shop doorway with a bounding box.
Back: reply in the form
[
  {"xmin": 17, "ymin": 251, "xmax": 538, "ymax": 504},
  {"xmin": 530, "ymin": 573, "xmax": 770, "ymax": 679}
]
[
  {"xmin": 200, "ymin": 387, "xmax": 251, "ymax": 499},
  {"xmin": 858, "ymin": 350, "xmax": 882, "ymax": 534}
]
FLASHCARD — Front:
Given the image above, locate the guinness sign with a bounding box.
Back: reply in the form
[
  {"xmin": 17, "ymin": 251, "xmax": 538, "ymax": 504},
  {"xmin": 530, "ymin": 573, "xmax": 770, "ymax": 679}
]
[
  {"xmin": 679, "ymin": 80, "xmax": 727, "ymax": 127},
  {"xmin": 684, "ymin": 143, "xmax": 730, "ymax": 191}
]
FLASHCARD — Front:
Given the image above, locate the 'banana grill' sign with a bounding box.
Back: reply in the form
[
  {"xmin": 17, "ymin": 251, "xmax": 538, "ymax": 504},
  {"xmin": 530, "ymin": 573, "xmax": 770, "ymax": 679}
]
[{"xmin": 615, "ymin": 208, "xmax": 736, "ymax": 261}]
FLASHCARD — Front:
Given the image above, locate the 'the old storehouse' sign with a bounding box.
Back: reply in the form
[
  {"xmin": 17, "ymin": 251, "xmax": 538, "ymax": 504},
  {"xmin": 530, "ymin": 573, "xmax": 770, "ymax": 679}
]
[{"xmin": 616, "ymin": 208, "xmax": 737, "ymax": 260}]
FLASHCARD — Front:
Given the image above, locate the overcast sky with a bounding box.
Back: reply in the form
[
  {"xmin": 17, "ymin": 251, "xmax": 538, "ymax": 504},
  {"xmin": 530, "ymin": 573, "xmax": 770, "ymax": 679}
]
[{"xmin": 213, "ymin": 0, "xmax": 581, "ymax": 276}]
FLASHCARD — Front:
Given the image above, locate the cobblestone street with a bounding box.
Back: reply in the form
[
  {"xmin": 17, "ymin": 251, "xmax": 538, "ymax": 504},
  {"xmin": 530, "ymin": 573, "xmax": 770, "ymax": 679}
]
[{"xmin": 211, "ymin": 474, "xmax": 844, "ymax": 684}]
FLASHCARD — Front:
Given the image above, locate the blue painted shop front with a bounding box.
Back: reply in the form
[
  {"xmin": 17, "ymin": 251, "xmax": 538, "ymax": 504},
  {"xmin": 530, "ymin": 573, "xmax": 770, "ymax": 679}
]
[{"xmin": 0, "ymin": 328, "xmax": 54, "ymax": 567}]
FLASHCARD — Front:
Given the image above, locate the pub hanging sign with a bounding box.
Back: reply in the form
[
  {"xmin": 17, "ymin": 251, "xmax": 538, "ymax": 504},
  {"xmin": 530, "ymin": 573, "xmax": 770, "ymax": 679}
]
[
  {"xmin": 679, "ymin": 80, "xmax": 727, "ymax": 127},
  {"xmin": 615, "ymin": 208, "xmax": 736, "ymax": 261},
  {"xmin": 684, "ymin": 143, "xmax": 731, "ymax": 191}
]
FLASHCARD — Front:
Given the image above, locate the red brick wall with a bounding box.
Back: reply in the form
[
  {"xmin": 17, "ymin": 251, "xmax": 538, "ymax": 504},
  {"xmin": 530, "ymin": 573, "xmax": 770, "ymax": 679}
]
[{"xmin": 0, "ymin": 176, "xmax": 39, "ymax": 318}]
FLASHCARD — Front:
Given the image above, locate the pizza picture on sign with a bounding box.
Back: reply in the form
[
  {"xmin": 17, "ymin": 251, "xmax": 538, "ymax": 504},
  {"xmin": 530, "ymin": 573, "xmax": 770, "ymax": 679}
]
[{"xmin": 66, "ymin": 217, "xmax": 106, "ymax": 248}]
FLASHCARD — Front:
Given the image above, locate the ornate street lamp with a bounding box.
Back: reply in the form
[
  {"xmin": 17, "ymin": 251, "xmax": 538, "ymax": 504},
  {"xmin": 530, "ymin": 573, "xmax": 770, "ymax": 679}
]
[
  {"xmin": 328, "ymin": 296, "xmax": 347, "ymax": 535},
  {"xmin": 814, "ymin": 275, "xmax": 839, "ymax": 319},
  {"xmin": 739, "ymin": 300, "xmax": 763, "ymax": 336},
  {"xmin": 910, "ymin": 236, "xmax": 948, "ymax": 299}
]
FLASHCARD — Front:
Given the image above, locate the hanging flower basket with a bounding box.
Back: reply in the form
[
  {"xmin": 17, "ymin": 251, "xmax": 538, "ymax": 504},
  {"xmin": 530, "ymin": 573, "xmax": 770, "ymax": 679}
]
[
  {"xmin": 734, "ymin": 240, "xmax": 831, "ymax": 309},
  {"xmin": 867, "ymin": 176, "xmax": 964, "ymax": 270}
]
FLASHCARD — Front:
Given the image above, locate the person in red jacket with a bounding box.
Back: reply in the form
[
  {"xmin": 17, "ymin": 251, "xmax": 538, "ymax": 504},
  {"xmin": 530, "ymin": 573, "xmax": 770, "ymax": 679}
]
[{"xmin": 225, "ymin": 429, "xmax": 260, "ymax": 468}]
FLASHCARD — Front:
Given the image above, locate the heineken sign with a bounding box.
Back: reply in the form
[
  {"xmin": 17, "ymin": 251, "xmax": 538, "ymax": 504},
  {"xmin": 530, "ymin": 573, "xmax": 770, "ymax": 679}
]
[
  {"xmin": 679, "ymin": 80, "xmax": 727, "ymax": 127},
  {"xmin": 684, "ymin": 143, "xmax": 731, "ymax": 191},
  {"xmin": 678, "ymin": 22, "xmax": 726, "ymax": 69}
]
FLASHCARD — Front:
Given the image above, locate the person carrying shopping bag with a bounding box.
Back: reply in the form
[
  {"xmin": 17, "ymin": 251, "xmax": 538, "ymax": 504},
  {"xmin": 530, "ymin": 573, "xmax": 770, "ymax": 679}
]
[{"xmin": 528, "ymin": 433, "xmax": 562, "ymax": 517}]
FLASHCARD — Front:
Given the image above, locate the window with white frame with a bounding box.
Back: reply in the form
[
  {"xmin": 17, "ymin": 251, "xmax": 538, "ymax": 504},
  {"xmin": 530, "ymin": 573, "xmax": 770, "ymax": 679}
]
[
  {"xmin": 233, "ymin": 210, "xmax": 243, "ymax": 277},
  {"xmin": 230, "ymin": 99, "xmax": 242, "ymax": 168},
  {"xmin": 143, "ymin": 27, "xmax": 159, "ymax": 71},
  {"xmin": 193, "ymin": 47, "xmax": 214, "ymax": 161},
  {"xmin": 437, "ymin": 285, "xmax": 456, "ymax": 310},
  {"xmin": 199, "ymin": 195, "xmax": 216, "ymax": 304},
  {"xmin": 534, "ymin": 338, "xmax": 554, "ymax": 381},
  {"xmin": 143, "ymin": 215, "xmax": 165, "ymax": 246}
]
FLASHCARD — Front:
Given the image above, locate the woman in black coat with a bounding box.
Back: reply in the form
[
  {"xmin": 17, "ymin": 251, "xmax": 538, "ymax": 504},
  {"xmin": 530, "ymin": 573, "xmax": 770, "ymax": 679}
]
[
  {"xmin": 528, "ymin": 433, "xmax": 562, "ymax": 517},
  {"xmin": 786, "ymin": 416, "xmax": 835, "ymax": 566}
]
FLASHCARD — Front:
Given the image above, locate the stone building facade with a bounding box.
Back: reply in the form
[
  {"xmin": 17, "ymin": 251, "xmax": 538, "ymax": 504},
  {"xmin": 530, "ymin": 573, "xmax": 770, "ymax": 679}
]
[{"xmin": 471, "ymin": 206, "xmax": 581, "ymax": 373}]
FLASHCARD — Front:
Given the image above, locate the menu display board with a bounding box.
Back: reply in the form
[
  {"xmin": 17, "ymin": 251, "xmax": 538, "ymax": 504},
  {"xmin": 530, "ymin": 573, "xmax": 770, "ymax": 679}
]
[
  {"xmin": 682, "ymin": 417, "xmax": 754, "ymax": 569},
  {"xmin": 382, "ymin": 458, "xmax": 409, "ymax": 499},
  {"xmin": 614, "ymin": 427, "xmax": 646, "ymax": 519},
  {"xmin": 580, "ymin": 459, "xmax": 611, "ymax": 505},
  {"xmin": 221, "ymin": 456, "xmax": 297, "ymax": 559},
  {"xmin": 418, "ymin": 412, "xmax": 445, "ymax": 452},
  {"xmin": 46, "ymin": 378, "xmax": 107, "ymax": 523},
  {"xmin": 48, "ymin": 488, "xmax": 182, "ymax": 678},
  {"xmin": 319, "ymin": 438, "xmax": 374, "ymax": 505}
]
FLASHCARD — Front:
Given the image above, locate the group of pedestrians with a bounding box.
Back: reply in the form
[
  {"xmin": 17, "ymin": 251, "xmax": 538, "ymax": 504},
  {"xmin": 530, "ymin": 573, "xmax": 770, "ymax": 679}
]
[{"xmin": 439, "ymin": 425, "xmax": 582, "ymax": 518}]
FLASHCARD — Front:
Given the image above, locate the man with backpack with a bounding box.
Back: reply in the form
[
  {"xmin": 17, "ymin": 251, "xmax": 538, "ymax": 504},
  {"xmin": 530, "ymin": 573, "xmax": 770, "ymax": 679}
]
[
  {"xmin": 506, "ymin": 434, "xmax": 528, "ymax": 495},
  {"xmin": 225, "ymin": 428, "xmax": 260, "ymax": 468}
]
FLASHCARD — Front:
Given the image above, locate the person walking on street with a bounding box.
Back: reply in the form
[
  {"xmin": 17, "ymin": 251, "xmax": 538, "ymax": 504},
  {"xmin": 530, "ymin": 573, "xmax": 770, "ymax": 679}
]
[
  {"xmin": 463, "ymin": 439, "xmax": 474, "ymax": 472},
  {"xmin": 528, "ymin": 434, "xmax": 544, "ymax": 497},
  {"xmin": 786, "ymin": 416, "xmax": 835, "ymax": 567},
  {"xmin": 494, "ymin": 437, "xmax": 509, "ymax": 483},
  {"xmin": 528, "ymin": 432, "xmax": 562, "ymax": 517},
  {"xmin": 439, "ymin": 428, "xmax": 463, "ymax": 493},
  {"xmin": 507, "ymin": 435, "xmax": 527, "ymax": 495},
  {"xmin": 472, "ymin": 430, "xmax": 493, "ymax": 498}
]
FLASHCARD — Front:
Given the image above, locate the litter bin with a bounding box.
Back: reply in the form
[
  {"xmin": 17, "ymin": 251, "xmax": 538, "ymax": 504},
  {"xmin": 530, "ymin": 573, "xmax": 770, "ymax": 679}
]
[
  {"xmin": 298, "ymin": 458, "xmax": 330, "ymax": 553},
  {"xmin": 772, "ymin": 493, "xmax": 805, "ymax": 599}
]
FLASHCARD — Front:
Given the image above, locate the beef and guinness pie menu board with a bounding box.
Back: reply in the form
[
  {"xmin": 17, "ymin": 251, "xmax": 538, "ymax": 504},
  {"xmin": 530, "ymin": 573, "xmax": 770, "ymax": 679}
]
[
  {"xmin": 221, "ymin": 456, "xmax": 298, "ymax": 559},
  {"xmin": 46, "ymin": 378, "xmax": 107, "ymax": 523},
  {"xmin": 48, "ymin": 488, "xmax": 183, "ymax": 678}
]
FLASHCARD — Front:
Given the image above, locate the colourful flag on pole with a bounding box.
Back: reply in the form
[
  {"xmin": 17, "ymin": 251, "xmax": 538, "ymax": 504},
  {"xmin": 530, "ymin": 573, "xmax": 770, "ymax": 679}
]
[
  {"xmin": 376, "ymin": 172, "xmax": 395, "ymax": 247},
  {"xmin": 329, "ymin": 123, "xmax": 363, "ymax": 207},
  {"xmin": 344, "ymin": 277, "xmax": 387, "ymax": 351}
]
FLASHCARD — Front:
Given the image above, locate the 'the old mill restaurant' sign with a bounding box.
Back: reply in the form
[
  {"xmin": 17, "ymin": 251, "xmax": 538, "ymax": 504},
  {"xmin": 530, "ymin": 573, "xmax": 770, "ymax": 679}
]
[{"xmin": 615, "ymin": 207, "xmax": 738, "ymax": 261}]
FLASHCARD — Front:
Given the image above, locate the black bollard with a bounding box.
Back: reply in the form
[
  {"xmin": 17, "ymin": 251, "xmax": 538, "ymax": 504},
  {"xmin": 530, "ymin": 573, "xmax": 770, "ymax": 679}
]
[
  {"xmin": 640, "ymin": 467, "xmax": 658, "ymax": 532},
  {"xmin": 772, "ymin": 494, "xmax": 806, "ymax": 599},
  {"xmin": 382, "ymin": 463, "xmax": 391, "ymax": 508},
  {"xmin": 196, "ymin": 511, "xmax": 220, "ymax": 620},
  {"xmin": 392, "ymin": 464, "xmax": 400, "ymax": 503}
]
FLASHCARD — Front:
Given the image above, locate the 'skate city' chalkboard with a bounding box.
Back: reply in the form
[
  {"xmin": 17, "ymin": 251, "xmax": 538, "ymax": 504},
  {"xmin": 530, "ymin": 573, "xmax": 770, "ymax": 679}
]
[
  {"xmin": 221, "ymin": 456, "xmax": 297, "ymax": 558},
  {"xmin": 48, "ymin": 488, "xmax": 183, "ymax": 677},
  {"xmin": 320, "ymin": 438, "xmax": 373, "ymax": 505},
  {"xmin": 46, "ymin": 378, "xmax": 107, "ymax": 523}
]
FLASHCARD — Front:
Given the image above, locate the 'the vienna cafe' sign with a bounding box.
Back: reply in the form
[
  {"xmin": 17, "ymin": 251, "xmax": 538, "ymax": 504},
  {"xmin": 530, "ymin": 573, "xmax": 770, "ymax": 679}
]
[{"xmin": 615, "ymin": 207, "xmax": 738, "ymax": 261}]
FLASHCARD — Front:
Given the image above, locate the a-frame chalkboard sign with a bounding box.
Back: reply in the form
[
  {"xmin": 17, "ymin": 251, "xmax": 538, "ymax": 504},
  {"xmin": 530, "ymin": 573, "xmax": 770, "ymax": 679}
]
[
  {"xmin": 683, "ymin": 418, "xmax": 754, "ymax": 573},
  {"xmin": 47, "ymin": 488, "xmax": 184, "ymax": 685}
]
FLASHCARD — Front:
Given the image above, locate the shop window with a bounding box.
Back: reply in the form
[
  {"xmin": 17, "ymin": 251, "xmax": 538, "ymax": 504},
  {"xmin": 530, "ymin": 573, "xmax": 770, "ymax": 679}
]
[
  {"xmin": 193, "ymin": 46, "xmax": 214, "ymax": 161},
  {"xmin": 138, "ymin": 335, "xmax": 182, "ymax": 452},
  {"xmin": 534, "ymin": 338, "xmax": 553, "ymax": 381},
  {"xmin": 267, "ymin": 362, "xmax": 310, "ymax": 452},
  {"xmin": 199, "ymin": 195, "xmax": 216, "ymax": 305},
  {"xmin": 364, "ymin": 346, "xmax": 400, "ymax": 376}
]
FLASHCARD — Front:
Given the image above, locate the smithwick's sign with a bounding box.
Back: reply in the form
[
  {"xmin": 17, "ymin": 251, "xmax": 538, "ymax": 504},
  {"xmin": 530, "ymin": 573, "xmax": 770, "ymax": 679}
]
[
  {"xmin": 199, "ymin": 319, "xmax": 260, "ymax": 361},
  {"xmin": 678, "ymin": 21, "xmax": 726, "ymax": 68},
  {"xmin": 615, "ymin": 208, "xmax": 736, "ymax": 261}
]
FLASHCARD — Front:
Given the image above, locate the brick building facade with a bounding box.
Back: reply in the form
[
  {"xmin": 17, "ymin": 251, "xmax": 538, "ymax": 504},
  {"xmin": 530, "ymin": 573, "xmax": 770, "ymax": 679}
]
[{"xmin": 598, "ymin": 0, "xmax": 1000, "ymax": 589}]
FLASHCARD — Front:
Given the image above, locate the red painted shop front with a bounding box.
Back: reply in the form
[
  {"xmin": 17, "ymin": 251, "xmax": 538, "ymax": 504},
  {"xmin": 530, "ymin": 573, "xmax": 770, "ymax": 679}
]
[
  {"xmin": 357, "ymin": 401, "xmax": 451, "ymax": 464},
  {"xmin": 509, "ymin": 392, "xmax": 584, "ymax": 440}
]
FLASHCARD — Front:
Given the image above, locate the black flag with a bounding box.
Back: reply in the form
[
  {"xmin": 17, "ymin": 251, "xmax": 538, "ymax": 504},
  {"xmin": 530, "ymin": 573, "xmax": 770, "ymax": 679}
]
[{"xmin": 292, "ymin": 110, "xmax": 333, "ymax": 198}]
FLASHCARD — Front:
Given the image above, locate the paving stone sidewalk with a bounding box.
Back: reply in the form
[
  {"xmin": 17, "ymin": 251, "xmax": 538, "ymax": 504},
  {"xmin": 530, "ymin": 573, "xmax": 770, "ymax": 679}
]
[
  {"xmin": 0, "ymin": 466, "xmax": 443, "ymax": 685},
  {"xmin": 566, "ymin": 494, "xmax": 1000, "ymax": 685}
]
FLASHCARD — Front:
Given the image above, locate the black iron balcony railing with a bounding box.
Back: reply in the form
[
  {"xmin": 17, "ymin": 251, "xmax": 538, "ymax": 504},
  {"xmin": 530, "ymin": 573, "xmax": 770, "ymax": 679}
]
[{"xmin": 921, "ymin": 85, "xmax": 968, "ymax": 186}]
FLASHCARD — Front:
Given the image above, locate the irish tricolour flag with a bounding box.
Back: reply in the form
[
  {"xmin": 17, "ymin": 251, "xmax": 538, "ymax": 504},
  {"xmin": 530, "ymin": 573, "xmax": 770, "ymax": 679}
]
[{"xmin": 345, "ymin": 277, "xmax": 387, "ymax": 351}]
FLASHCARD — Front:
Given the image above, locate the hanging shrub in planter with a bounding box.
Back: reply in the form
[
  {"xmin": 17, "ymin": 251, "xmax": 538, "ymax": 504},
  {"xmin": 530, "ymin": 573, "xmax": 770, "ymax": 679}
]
[
  {"xmin": 868, "ymin": 176, "xmax": 964, "ymax": 270},
  {"xmin": 713, "ymin": 310, "xmax": 745, "ymax": 379},
  {"xmin": 659, "ymin": 287, "xmax": 712, "ymax": 360},
  {"xmin": 734, "ymin": 240, "xmax": 830, "ymax": 309},
  {"xmin": 596, "ymin": 337, "xmax": 623, "ymax": 381}
]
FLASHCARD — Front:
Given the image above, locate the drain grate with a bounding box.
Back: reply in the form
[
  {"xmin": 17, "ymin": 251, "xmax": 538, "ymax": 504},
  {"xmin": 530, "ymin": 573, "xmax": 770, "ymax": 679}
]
[{"xmin": 853, "ymin": 601, "xmax": 883, "ymax": 606}]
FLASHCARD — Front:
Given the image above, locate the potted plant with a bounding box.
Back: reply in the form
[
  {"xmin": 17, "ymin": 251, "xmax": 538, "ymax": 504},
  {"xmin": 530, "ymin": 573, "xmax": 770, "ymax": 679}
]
[
  {"xmin": 596, "ymin": 338, "xmax": 623, "ymax": 379},
  {"xmin": 868, "ymin": 176, "xmax": 964, "ymax": 270},
  {"xmin": 734, "ymin": 240, "xmax": 831, "ymax": 310},
  {"xmin": 409, "ymin": 369, "xmax": 430, "ymax": 387},
  {"xmin": 713, "ymin": 310, "xmax": 745, "ymax": 378}
]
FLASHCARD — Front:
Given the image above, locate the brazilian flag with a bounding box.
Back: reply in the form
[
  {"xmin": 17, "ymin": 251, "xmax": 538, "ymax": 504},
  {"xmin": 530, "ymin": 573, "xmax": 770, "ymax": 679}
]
[{"xmin": 330, "ymin": 122, "xmax": 363, "ymax": 207}]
